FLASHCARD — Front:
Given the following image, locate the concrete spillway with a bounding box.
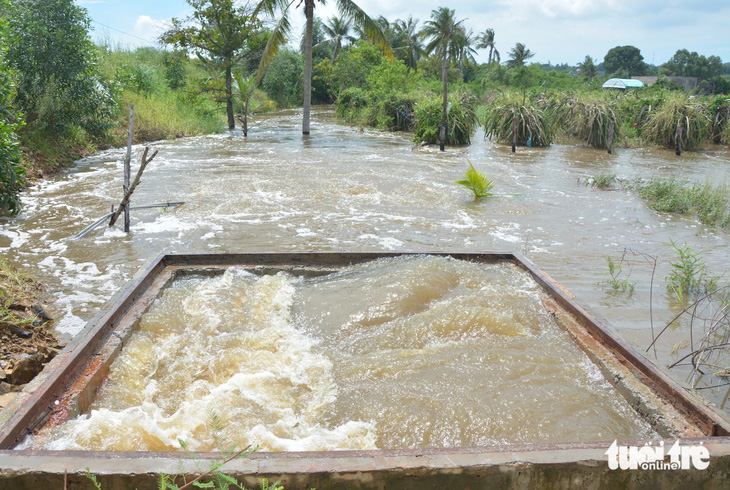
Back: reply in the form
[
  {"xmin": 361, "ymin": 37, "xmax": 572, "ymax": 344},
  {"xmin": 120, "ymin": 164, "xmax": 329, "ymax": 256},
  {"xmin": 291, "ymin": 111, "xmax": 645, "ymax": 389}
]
[{"xmin": 1, "ymin": 252, "xmax": 729, "ymax": 488}]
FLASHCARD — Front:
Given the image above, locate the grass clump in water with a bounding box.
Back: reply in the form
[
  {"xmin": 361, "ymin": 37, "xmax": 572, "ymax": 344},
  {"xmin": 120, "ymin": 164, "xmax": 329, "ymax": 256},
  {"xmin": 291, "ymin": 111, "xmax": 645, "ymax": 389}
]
[
  {"xmin": 413, "ymin": 91, "xmax": 477, "ymax": 145},
  {"xmin": 587, "ymin": 173, "xmax": 619, "ymax": 190},
  {"xmin": 638, "ymin": 178, "xmax": 730, "ymax": 228}
]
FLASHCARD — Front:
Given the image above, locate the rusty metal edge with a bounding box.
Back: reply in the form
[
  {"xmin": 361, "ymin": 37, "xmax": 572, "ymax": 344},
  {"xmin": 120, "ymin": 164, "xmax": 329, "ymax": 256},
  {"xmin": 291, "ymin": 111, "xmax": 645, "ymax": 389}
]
[
  {"xmin": 2, "ymin": 251, "xmax": 728, "ymax": 455},
  {"xmin": 0, "ymin": 253, "xmax": 170, "ymax": 450}
]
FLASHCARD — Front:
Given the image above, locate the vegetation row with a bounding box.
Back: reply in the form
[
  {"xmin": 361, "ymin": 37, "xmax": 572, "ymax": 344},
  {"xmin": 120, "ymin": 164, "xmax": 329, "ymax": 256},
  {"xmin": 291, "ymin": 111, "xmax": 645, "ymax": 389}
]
[{"xmin": 1, "ymin": 0, "xmax": 729, "ymax": 215}]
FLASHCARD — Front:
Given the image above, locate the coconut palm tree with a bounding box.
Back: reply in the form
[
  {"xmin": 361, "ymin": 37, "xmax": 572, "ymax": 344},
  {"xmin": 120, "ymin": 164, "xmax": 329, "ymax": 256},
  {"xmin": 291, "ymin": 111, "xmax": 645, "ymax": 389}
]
[
  {"xmin": 420, "ymin": 7, "xmax": 465, "ymax": 151},
  {"xmin": 455, "ymin": 27, "xmax": 478, "ymax": 75},
  {"xmin": 507, "ymin": 42, "xmax": 534, "ymax": 68},
  {"xmin": 476, "ymin": 28, "xmax": 499, "ymax": 72},
  {"xmin": 316, "ymin": 15, "xmax": 355, "ymax": 60},
  {"xmin": 256, "ymin": 0, "xmax": 392, "ymax": 135},
  {"xmin": 393, "ymin": 16, "xmax": 422, "ymax": 71}
]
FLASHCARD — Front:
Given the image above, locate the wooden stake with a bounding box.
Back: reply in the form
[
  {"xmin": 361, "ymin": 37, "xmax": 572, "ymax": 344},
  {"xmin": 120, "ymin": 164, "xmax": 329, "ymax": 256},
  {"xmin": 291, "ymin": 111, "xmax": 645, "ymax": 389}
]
[
  {"xmin": 511, "ymin": 115, "xmax": 517, "ymax": 153},
  {"xmin": 109, "ymin": 147, "xmax": 158, "ymax": 228},
  {"xmin": 607, "ymin": 120, "xmax": 615, "ymax": 155},
  {"xmin": 123, "ymin": 104, "xmax": 134, "ymax": 232},
  {"xmin": 675, "ymin": 120, "xmax": 684, "ymax": 156}
]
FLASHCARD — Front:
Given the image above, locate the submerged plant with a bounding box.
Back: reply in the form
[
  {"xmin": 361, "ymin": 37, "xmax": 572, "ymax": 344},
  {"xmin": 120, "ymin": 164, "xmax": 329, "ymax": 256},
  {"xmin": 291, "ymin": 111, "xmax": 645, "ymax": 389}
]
[
  {"xmin": 483, "ymin": 93, "xmax": 552, "ymax": 150},
  {"xmin": 709, "ymin": 95, "xmax": 730, "ymax": 144},
  {"xmin": 598, "ymin": 255, "xmax": 636, "ymax": 295},
  {"xmin": 413, "ymin": 91, "xmax": 477, "ymax": 145},
  {"xmin": 567, "ymin": 97, "xmax": 622, "ymax": 152},
  {"xmin": 666, "ymin": 240, "xmax": 718, "ymax": 302},
  {"xmin": 642, "ymin": 95, "xmax": 710, "ymax": 155},
  {"xmin": 454, "ymin": 160, "xmax": 495, "ymax": 199},
  {"xmin": 587, "ymin": 173, "xmax": 618, "ymax": 190},
  {"xmin": 638, "ymin": 178, "xmax": 730, "ymax": 229}
]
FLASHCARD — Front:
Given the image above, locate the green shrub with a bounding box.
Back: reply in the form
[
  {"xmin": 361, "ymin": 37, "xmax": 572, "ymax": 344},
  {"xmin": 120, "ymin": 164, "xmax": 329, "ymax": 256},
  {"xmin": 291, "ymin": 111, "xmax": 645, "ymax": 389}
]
[
  {"xmin": 483, "ymin": 93, "xmax": 552, "ymax": 147},
  {"xmin": 567, "ymin": 97, "xmax": 622, "ymax": 149},
  {"xmin": 0, "ymin": 62, "xmax": 25, "ymax": 215},
  {"xmin": 5, "ymin": 0, "xmax": 117, "ymax": 138},
  {"xmin": 413, "ymin": 92, "xmax": 476, "ymax": 145},
  {"xmin": 261, "ymin": 48, "xmax": 303, "ymax": 108},
  {"xmin": 641, "ymin": 94, "xmax": 709, "ymax": 152}
]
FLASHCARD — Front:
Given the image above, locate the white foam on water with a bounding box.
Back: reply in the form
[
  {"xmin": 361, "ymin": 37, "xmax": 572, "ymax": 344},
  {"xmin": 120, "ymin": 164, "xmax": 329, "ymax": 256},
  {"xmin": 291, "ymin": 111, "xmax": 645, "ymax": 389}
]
[
  {"xmin": 132, "ymin": 214, "xmax": 196, "ymax": 234},
  {"xmin": 358, "ymin": 234, "xmax": 404, "ymax": 250},
  {"xmin": 28, "ymin": 269, "xmax": 377, "ymax": 452},
  {"xmin": 0, "ymin": 229, "xmax": 31, "ymax": 249}
]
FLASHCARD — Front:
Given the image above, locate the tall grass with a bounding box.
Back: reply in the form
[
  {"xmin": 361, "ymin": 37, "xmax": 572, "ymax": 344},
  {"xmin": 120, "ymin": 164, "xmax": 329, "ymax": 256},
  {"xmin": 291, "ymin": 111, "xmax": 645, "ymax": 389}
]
[
  {"xmin": 709, "ymin": 95, "xmax": 730, "ymax": 144},
  {"xmin": 483, "ymin": 93, "xmax": 552, "ymax": 148},
  {"xmin": 112, "ymin": 91, "xmax": 223, "ymax": 146}
]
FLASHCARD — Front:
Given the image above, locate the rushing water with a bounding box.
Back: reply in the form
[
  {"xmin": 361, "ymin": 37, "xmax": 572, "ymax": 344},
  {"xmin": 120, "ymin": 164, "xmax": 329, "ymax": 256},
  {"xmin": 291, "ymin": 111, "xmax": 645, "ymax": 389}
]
[
  {"xmin": 1, "ymin": 107, "xmax": 729, "ymax": 413},
  {"xmin": 23, "ymin": 257, "xmax": 655, "ymax": 451}
]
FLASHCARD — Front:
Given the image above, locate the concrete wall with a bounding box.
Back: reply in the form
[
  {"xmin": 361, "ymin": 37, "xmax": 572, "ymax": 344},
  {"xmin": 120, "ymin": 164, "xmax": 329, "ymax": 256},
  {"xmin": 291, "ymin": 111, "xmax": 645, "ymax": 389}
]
[{"xmin": 2, "ymin": 439, "xmax": 730, "ymax": 489}]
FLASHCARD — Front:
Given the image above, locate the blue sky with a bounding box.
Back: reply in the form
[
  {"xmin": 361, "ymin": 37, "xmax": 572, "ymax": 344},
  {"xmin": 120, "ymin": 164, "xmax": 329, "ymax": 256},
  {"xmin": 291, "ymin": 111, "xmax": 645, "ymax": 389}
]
[{"xmin": 76, "ymin": 0, "xmax": 730, "ymax": 66}]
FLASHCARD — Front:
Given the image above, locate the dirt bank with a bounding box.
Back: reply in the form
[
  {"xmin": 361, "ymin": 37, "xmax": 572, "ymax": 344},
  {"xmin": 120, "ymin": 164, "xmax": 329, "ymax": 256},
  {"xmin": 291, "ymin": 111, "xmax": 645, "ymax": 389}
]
[{"xmin": 0, "ymin": 259, "xmax": 64, "ymax": 411}]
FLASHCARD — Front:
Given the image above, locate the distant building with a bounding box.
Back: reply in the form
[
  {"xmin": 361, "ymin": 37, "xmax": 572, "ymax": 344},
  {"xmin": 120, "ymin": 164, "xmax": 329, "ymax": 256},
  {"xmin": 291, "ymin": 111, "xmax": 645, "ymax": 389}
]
[
  {"xmin": 601, "ymin": 78, "xmax": 645, "ymax": 89},
  {"xmin": 632, "ymin": 76, "xmax": 714, "ymax": 93}
]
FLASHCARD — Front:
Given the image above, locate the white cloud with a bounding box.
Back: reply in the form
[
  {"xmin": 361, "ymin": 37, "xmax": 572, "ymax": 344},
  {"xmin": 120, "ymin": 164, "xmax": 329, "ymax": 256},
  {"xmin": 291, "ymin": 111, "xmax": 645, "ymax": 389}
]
[{"xmin": 132, "ymin": 15, "xmax": 166, "ymax": 45}]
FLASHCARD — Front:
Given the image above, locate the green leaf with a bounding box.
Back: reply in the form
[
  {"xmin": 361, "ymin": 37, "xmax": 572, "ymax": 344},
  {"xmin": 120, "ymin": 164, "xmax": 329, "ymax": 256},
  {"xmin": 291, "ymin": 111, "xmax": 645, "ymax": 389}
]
[
  {"xmin": 217, "ymin": 473, "xmax": 240, "ymax": 484},
  {"xmin": 192, "ymin": 481, "xmax": 215, "ymax": 488}
]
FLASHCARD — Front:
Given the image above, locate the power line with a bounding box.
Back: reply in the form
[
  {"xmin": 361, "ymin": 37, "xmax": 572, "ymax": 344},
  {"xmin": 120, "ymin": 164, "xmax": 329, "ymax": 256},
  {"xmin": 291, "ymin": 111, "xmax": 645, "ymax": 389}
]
[{"xmin": 91, "ymin": 19, "xmax": 160, "ymax": 45}]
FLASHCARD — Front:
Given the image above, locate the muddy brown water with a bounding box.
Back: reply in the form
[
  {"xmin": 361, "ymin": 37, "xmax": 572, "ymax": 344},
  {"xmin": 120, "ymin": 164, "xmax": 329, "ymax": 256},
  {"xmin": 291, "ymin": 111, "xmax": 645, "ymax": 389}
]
[
  {"xmin": 1, "ymin": 108, "xmax": 729, "ymax": 442},
  {"xmin": 20, "ymin": 256, "xmax": 657, "ymax": 451}
]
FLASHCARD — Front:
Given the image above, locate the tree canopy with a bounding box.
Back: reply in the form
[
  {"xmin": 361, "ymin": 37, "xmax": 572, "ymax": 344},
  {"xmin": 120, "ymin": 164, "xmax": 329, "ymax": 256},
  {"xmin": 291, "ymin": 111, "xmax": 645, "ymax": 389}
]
[
  {"xmin": 660, "ymin": 49, "xmax": 724, "ymax": 81},
  {"xmin": 161, "ymin": 0, "xmax": 265, "ymax": 130},
  {"xmin": 0, "ymin": 0, "xmax": 24, "ymax": 214},
  {"xmin": 578, "ymin": 55, "xmax": 598, "ymax": 80},
  {"xmin": 603, "ymin": 45, "xmax": 647, "ymax": 78},
  {"xmin": 5, "ymin": 0, "xmax": 116, "ymax": 137}
]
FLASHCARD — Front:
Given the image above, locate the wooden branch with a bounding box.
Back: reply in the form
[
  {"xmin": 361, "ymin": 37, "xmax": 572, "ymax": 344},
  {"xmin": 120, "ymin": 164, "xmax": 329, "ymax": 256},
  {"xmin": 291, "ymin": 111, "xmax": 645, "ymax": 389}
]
[{"xmin": 109, "ymin": 147, "xmax": 159, "ymax": 228}]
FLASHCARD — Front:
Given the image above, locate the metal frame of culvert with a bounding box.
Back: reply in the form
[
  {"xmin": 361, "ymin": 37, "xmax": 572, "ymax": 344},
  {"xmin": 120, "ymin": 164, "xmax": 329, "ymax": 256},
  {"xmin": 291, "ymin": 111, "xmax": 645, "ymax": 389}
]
[{"xmin": 1, "ymin": 252, "xmax": 729, "ymax": 489}]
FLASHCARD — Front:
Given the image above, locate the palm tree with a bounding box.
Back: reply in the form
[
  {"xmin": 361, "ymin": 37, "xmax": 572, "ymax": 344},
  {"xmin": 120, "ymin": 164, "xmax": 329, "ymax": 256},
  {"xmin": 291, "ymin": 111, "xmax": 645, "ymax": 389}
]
[
  {"xmin": 455, "ymin": 27, "xmax": 477, "ymax": 75},
  {"xmin": 476, "ymin": 28, "xmax": 499, "ymax": 72},
  {"xmin": 507, "ymin": 42, "xmax": 534, "ymax": 68},
  {"xmin": 256, "ymin": 0, "xmax": 392, "ymax": 135},
  {"xmin": 393, "ymin": 16, "xmax": 422, "ymax": 71},
  {"xmin": 420, "ymin": 7, "xmax": 465, "ymax": 151},
  {"xmin": 316, "ymin": 16, "xmax": 355, "ymax": 60}
]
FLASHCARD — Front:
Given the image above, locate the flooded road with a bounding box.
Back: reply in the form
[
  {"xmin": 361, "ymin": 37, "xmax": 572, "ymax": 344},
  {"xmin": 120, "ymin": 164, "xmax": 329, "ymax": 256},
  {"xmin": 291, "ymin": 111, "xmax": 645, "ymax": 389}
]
[{"xmin": 1, "ymin": 107, "xmax": 729, "ymax": 413}]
